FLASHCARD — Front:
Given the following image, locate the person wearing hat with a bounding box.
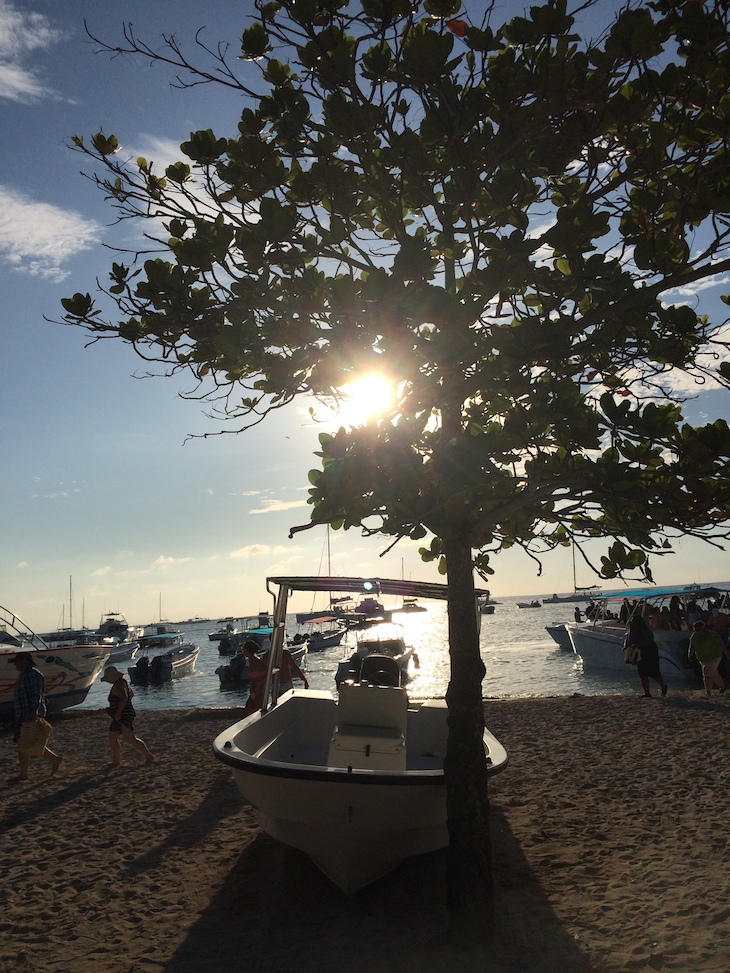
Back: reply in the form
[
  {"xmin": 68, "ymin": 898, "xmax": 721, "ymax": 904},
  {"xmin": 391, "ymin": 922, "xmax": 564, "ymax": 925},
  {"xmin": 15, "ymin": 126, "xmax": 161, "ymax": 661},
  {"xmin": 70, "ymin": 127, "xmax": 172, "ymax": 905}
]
[
  {"xmin": 11, "ymin": 652, "xmax": 63, "ymax": 783},
  {"xmin": 101, "ymin": 665, "xmax": 155, "ymax": 766}
]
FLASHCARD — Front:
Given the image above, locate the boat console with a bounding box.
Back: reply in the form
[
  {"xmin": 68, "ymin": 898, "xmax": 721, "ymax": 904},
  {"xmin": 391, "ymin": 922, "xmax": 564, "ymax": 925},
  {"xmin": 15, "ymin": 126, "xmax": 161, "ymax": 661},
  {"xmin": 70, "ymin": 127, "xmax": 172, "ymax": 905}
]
[{"xmin": 328, "ymin": 682, "xmax": 408, "ymax": 771}]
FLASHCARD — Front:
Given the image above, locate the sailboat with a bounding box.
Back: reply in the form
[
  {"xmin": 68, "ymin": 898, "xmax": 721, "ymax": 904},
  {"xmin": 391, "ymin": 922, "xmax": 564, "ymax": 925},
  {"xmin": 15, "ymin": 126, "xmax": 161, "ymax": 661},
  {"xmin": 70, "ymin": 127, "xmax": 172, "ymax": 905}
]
[
  {"xmin": 542, "ymin": 545, "xmax": 601, "ymax": 604},
  {"xmin": 295, "ymin": 528, "xmax": 354, "ymax": 624},
  {"xmin": 41, "ymin": 577, "xmax": 95, "ymax": 644},
  {"xmin": 391, "ymin": 561, "xmax": 427, "ymax": 614}
]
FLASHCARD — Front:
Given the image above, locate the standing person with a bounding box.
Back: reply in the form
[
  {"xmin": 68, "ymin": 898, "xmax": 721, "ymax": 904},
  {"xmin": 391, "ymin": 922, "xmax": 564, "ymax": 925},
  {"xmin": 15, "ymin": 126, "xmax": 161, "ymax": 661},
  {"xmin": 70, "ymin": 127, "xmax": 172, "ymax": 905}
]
[
  {"xmin": 241, "ymin": 641, "xmax": 268, "ymax": 716},
  {"xmin": 102, "ymin": 666, "xmax": 155, "ymax": 766},
  {"xmin": 624, "ymin": 615, "xmax": 668, "ymax": 698},
  {"xmin": 688, "ymin": 621, "xmax": 728, "ymax": 696},
  {"xmin": 278, "ymin": 647, "xmax": 309, "ymax": 695},
  {"xmin": 11, "ymin": 652, "xmax": 62, "ymax": 783}
]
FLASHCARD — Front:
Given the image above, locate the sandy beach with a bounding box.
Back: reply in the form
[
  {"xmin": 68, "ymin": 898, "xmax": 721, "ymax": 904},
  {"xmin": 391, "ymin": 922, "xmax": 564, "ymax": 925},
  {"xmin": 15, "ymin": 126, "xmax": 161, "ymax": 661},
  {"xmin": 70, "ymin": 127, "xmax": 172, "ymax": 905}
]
[{"xmin": 2, "ymin": 692, "xmax": 729, "ymax": 973}]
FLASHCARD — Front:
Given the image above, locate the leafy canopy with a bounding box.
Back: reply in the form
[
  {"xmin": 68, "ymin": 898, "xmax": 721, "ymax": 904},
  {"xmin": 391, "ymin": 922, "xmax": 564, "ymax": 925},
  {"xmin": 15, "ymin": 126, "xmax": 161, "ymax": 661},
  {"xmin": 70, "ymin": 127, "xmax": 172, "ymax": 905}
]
[{"xmin": 61, "ymin": 0, "xmax": 730, "ymax": 583}]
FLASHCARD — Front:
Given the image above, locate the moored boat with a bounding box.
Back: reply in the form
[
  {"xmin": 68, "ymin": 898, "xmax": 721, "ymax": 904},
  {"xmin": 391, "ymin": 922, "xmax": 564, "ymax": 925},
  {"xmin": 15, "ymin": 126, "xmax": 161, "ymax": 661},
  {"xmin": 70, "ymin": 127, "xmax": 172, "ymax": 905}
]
[
  {"xmin": 128, "ymin": 641, "xmax": 200, "ymax": 684},
  {"xmin": 568, "ymin": 586, "xmax": 729, "ymax": 681},
  {"xmin": 1, "ymin": 604, "xmax": 110, "ymax": 720},
  {"xmin": 212, "ymin": 575, "xmax": 505, "ymax": 896},
  {"xmin": 334, "ymin": 621, "xmax": 417, "ymax": 688},
  {"xmin": 138, "ymin": 622, "xmax": 182, "ymax": 651}
]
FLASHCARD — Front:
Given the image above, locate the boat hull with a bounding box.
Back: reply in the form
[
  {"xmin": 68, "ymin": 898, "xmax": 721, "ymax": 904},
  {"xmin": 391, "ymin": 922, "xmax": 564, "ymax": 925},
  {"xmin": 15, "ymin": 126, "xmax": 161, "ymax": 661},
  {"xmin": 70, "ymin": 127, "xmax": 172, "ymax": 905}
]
[
  {"xmin": 0, "ymin": 642, "xmax": 110, "ymax": 721},
  {"xmin": 213, "ymin": 690, "xmax": 506, "ymax": 896},
  {"xmin": 569, "ymin": 625, "xmax": 697, "ymax": 681},
  {"xmin": 129, "ymin": 643, "xmax": 200, "ymax": 684}
]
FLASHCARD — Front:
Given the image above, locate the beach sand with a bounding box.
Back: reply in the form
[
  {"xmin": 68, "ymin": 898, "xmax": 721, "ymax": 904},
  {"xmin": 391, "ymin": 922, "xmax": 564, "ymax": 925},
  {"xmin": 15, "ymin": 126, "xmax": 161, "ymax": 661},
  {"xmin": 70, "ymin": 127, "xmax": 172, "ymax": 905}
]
[{"xmin": 2, "ymin": 692, "xmax": 729, "ymax": 973}]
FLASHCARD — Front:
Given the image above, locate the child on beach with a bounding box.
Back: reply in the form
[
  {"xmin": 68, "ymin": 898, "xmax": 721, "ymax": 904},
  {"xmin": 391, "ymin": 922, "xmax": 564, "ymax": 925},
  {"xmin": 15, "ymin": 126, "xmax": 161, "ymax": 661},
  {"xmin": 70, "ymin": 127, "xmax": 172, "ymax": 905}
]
[{"xmin": 102, "ymin": 666, "xmax": 155, "ymax": 766}]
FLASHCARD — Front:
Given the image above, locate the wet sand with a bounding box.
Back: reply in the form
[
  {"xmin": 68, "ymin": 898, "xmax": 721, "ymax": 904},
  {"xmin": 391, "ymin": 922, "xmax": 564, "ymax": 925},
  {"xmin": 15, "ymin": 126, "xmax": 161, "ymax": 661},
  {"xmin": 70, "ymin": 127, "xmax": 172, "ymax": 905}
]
[{"xmin": 2, "ymin": 692, "xmax": 729, "ymax": 972}]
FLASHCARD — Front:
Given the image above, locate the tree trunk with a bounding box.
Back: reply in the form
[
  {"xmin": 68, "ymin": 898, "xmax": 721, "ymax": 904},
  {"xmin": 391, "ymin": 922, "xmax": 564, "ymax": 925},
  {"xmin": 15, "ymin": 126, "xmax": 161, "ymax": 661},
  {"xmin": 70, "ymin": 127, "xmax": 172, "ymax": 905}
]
[{"xmin": 444, "ymin": 528, "xmax": 493, "ymax": 942}]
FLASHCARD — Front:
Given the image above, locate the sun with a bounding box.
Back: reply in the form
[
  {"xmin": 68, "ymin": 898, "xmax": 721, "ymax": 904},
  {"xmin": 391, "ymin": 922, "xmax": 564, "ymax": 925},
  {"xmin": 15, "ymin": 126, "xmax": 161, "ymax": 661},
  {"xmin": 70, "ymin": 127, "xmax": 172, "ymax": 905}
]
[{"xmin": 339, "ymin": 373, "xmax": 396, "ymax": 425}]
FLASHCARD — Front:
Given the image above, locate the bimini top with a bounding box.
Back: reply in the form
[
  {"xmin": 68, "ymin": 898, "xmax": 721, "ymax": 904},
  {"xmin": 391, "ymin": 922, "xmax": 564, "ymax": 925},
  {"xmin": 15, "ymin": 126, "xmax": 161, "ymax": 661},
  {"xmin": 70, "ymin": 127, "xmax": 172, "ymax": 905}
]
[
  {"xmin": 593, "ymin": 585, "xmax": 727, "ymax": 602},
  {"xmin": 266, "ymin": 576, "xmax": 490, "ymax": 602}
]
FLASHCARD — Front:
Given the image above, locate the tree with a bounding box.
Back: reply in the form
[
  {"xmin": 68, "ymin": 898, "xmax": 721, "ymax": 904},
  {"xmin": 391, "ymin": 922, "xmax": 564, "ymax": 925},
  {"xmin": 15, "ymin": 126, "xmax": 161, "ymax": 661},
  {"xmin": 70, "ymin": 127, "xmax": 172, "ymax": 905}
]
[{"xmin": 59, "ymin": 0, "xmax": 730, "ymax": 938}]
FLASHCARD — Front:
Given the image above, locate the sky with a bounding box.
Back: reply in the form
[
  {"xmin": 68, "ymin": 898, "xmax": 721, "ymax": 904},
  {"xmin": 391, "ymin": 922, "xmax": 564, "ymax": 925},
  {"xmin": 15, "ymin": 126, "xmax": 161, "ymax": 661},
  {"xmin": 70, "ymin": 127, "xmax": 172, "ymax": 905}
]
[{"xmin": 1, "ymin": 0, "xmax": 729, "ymax": 632}]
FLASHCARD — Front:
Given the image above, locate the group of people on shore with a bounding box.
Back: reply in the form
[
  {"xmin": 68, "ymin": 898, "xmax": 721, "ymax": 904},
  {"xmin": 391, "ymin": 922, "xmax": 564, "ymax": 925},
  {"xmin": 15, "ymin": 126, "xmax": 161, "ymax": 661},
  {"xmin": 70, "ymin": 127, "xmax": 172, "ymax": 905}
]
[
  {"xmin": 623, "ymin": 596, "xmax": 730, "ymax": 698},
  {"xmin": 8, "ymin": 652, "xmax": 155, "ymax": 784},
  {"xmin": 8, "ymin": 639, "xmax": 309, "ymax": 781}
]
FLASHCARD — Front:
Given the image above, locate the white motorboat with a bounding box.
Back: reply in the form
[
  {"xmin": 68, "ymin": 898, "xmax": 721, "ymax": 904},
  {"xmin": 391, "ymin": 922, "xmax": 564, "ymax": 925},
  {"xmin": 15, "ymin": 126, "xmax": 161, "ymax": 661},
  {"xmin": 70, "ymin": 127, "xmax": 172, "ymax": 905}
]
[
  {"xmin": 568, "ymin": 585, "xmax": 729, "ymax": 681},
  {"xmin": 97, "ymin": 611, "xmax": 131, "ymax": 639},
  {"xmin": 1, "ymin": 604, "xmax": 110, "ymax": 720},
  {"xmin": 334, "ymin": 621, "xmax": 417, "ymax": 688},
  {"xmin": 208, "ymin": 619, "xmax": 239, "ymax": 642},
  {"xmin": 106, "ymin": 637, "xmax": 140, "ymax": 664},
  {"xmin": 289, "ymin": 615, "xmax": 346, "ymax": 653},
  {"xmin": 128, "ymin": 640, "xmax": 200, "ymax": 684},
  {"xmin": 212, "ymin": 575, "xmax": 506, "ymax": 897}
]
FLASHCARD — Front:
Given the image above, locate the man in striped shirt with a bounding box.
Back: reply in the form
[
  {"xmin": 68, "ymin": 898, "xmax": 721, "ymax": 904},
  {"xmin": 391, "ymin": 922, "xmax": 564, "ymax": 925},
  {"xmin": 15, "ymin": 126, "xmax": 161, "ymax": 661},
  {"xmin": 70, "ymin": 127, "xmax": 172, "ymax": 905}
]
[{"xmin": 11, "ymin": 652, "xmax": 62, "ymax": 783}]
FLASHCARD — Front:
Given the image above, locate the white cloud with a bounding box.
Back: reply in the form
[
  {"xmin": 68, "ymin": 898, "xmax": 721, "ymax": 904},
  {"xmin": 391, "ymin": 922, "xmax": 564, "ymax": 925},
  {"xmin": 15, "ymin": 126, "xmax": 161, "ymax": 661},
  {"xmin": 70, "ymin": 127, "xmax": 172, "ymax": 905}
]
[
  {"xmin": 248, "ymin": 498, "xmax": 309, "ymax": 514},
  {"xmin": 0, "ymin": 0, "xmax": 65, "ymax": 102},
  {"xmin": 229, "ymin": 544, "xmax": 289, "ymax": 559},
  {"xmin": 92, "ymin": 566, "xmax": 112, "ymax": 577},
  {"xmin": 0, "ymin": 185, "xmax": 101, "ymax": 280},
  {"xmin": 153, "ymin": 555, "xmax": 193, "ymax": 567},
  {"xmin": 17, "ymin": 560, "xmax": 29, "ymax": 569}
]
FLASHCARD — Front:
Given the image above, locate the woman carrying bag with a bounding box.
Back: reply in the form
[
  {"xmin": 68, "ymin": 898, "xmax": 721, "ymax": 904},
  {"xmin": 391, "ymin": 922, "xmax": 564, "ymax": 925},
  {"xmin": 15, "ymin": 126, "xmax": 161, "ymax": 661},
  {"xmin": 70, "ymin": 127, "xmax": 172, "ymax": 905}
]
[
  {"xmin": 10, "ymin": 652, "xmax": 62, "ymax": 783},
  {"xmin": 102, "ymin": 666, "xmax": 155, "ymax": 766}
]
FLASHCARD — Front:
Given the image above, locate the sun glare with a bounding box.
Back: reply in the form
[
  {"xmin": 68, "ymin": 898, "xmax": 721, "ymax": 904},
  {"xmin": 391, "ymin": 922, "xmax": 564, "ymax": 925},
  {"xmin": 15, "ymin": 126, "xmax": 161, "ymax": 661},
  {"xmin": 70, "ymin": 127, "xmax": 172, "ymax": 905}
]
[{"xmin": 340, "ymin": 373, "xmax": 396, "ymax": 426}]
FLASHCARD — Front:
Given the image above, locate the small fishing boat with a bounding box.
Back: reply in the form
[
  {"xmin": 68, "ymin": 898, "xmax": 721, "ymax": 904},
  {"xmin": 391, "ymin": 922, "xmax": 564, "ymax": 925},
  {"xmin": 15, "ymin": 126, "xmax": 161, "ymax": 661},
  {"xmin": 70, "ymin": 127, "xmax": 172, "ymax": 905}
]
[
  {"xmin": 517, "ymin": 600, "xmax": 542, "ymax": 609},
  {"xmin": 212, "ymin": 575, "xmax": 506, "ymax": 896},
  {"xmin": 289, "ymin": 616, "xmax": 346, "ymax": 653},
  {"xmin": 216, "ymin": 643, "xmax": 307, "ymax": 687},
  {"xmin": 208, "ymin": 619, "xmax": 238, "ymax": 642},
  {"xmin": 128, "ymin": 641, "xmax": 200, "ymax": 684},
  {"xmin": 334, "ymin": 621, "xmax": 417, "ymax": 688},
  {"xmin": 219, "ymin": 613, "xmax": 274, "ymax": 655}
]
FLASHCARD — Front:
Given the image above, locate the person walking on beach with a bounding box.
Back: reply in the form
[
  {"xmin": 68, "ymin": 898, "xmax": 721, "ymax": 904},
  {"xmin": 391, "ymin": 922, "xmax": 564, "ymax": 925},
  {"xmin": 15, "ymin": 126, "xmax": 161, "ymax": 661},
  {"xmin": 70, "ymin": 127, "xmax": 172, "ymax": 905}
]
[
  {"xmin": 688, "ymin": 620, "xmax": 728, "ymax": 696},
  {"xmin": 10, "ymin": 652, "xmax": 62, "ymax": 783},
  {"xmin": 102, "ymin": 666, "xmax": 155, "ymax": 766},
  {"xmin": 624, "ymin": 615, "xmax": 668, "ymax": 698}
]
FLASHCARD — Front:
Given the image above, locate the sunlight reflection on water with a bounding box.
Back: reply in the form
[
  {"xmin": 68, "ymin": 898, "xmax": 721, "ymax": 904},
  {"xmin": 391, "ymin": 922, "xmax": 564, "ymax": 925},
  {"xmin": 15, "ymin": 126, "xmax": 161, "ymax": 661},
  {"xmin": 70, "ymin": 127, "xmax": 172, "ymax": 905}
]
[{"xmin": 78, "ymin": 595, "xmax": 641, "ymax": 713}]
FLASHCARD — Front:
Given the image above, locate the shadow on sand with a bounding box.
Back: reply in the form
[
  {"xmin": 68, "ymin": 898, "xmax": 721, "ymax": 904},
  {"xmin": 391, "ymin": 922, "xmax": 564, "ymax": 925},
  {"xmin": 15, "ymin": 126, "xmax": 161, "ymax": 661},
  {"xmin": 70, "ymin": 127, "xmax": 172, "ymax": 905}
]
[{"xmin": 160, "ymin": 807, "xmax": 602, "ymax": 973}]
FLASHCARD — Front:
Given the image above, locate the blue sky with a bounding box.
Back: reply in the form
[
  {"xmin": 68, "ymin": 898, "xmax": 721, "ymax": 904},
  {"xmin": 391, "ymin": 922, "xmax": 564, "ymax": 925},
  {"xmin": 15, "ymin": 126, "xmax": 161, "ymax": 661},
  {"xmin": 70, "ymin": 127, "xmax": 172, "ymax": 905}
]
[{"xmin": 2, "ymin": 0, "xmax": 729, "ymax": 632}]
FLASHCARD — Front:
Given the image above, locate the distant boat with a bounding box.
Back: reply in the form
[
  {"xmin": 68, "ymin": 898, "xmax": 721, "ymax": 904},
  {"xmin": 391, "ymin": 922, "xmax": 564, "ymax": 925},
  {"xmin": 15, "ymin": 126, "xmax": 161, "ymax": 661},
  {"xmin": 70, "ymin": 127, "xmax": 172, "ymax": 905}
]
[
  {"xmin": 517, "ymin": 600, "xmax": 542, "ymax": 609},
  {"xmin": 391, "ymin": 596, "xmax": 427, "ymax": 614}
]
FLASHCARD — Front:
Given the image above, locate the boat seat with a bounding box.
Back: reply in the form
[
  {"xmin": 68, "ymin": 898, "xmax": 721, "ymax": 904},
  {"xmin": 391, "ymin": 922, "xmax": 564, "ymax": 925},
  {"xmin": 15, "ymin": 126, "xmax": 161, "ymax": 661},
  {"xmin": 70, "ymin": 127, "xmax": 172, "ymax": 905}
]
[
  {"xmin": 328, "ymin": 683, "xmax": 408, "ymax": 771},
  {"xmin": 359, "ymin": 653, "xmax": 400, "ymax": 686}
]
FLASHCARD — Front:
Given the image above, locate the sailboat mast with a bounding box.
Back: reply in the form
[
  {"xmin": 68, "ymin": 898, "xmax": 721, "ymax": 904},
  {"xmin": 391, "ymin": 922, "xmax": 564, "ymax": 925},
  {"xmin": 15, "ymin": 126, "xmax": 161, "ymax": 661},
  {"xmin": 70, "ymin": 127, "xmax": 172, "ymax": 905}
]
[{"xmin": 69, "ymin": 576, "xmax": 73, "ymax": 631}]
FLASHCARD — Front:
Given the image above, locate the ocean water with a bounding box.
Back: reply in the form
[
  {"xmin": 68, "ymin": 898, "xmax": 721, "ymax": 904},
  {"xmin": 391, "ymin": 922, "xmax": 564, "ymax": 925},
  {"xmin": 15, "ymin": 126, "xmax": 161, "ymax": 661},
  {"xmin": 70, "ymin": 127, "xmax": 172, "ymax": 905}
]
[{"xmin": 77, "ymin": 596, "xmax": 643, "ymax": 713}]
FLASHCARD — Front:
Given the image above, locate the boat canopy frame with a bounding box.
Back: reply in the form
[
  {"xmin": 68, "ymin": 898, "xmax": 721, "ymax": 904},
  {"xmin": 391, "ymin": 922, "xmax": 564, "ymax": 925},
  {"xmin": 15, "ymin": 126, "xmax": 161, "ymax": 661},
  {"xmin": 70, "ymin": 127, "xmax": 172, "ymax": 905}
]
[{"xmin": 260, "ymin": 576, "xmax": 489, "ymax": 713}]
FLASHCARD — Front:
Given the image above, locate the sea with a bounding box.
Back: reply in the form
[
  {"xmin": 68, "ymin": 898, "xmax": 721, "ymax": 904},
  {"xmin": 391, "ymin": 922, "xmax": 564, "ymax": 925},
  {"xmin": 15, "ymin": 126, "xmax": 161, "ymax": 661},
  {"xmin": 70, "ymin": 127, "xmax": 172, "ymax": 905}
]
[{"xmin": 77, "ymin": 595, "xmax": 645, "ymax": 713}]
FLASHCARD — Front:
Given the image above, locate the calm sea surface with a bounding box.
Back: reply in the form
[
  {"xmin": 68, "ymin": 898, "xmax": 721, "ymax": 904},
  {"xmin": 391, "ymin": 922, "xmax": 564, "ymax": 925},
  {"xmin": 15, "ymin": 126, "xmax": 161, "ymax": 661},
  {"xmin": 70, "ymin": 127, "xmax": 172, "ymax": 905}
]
[{"xmin": 77, "ymin": 596, "xmax": 645, "ymax": 713}]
